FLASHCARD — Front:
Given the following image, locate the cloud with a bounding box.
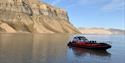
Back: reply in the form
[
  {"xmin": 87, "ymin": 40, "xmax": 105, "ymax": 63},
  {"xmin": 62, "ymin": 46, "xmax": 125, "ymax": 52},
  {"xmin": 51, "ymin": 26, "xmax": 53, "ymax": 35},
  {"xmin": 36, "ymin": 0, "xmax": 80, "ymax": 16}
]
[
  {"xmin": 43, "ymin": 0, "xmax": 108, "ymax": 8},
  {"xmin": 43, "ymin": 0, "xmax": 125, "ymax": 11},
  {"xmin": 102, "ymin": 0, "xmax": 125, "ymax": 11},
  {"xmin": 66, "ymin": 0, "xmax": 125, "ymax": 11},
  {"xmin": 65, "ymin": 0, "xmax": 109, "ymax": 9},
  {"xmin": 51, "ymin": 0, "xmax": 63, "ymax": 5},
  {"xmin": 42, "ymin": 0, "xmax": 63, "ymax": 5}
]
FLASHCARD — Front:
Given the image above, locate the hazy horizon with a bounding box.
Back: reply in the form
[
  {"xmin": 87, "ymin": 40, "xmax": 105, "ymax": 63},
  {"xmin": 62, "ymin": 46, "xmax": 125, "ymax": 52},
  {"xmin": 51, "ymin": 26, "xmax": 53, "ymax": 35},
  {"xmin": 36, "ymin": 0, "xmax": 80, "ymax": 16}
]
[
  {"xmin": 78, "ymin": 27, "xmax": 125, "ymax": 30},
  {"xmin": 42, "ymin": 0, "xmax": 125, "ymax": 30}
]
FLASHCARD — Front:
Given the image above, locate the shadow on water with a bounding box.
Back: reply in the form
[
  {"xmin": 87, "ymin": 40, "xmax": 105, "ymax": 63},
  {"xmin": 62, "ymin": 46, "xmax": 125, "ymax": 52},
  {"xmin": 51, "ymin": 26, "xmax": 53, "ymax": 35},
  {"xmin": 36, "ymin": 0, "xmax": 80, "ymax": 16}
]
[
  {"xmin": 0, "ymin": 33, "xmax": 71, "ymax": 63},
  {"xmin": 69, "ymin": 47, "xmax": 111, "ymax": 57},
  {"xmin": 67, "ymin": 46, "xmax": 112, "ymax": 63}
]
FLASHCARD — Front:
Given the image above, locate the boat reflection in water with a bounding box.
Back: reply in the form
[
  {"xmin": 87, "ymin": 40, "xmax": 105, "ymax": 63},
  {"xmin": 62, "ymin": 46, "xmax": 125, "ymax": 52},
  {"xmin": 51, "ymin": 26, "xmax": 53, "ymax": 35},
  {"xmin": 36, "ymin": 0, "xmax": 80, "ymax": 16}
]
[{"xmin": 69, "ymin": 47, "xmax": 111, "ymax": 57}]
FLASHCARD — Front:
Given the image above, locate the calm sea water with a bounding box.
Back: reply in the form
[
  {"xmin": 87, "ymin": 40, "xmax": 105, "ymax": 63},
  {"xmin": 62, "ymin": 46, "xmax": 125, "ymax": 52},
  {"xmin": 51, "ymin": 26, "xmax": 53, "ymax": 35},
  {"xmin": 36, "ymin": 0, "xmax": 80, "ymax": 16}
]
[{"xmin": 0, "ymin": 33, "xmax": 125, "ymax": 63}]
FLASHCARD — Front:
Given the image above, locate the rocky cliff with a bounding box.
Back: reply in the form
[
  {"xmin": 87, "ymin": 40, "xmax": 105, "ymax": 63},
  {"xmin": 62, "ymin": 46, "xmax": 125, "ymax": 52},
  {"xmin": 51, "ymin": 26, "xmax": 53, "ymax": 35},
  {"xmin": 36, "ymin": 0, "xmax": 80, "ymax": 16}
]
[{"xmin": 0, "ymin": 0, "xmax": 80, "ymax": 33}]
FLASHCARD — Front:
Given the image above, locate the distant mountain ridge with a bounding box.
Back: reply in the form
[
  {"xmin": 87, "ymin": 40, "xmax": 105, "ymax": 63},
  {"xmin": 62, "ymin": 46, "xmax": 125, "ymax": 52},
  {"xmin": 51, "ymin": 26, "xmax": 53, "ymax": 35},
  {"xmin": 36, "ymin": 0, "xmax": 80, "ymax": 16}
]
[{"xmin": 79, "ymin": 28, "xmax": 125, "ymax": 35}]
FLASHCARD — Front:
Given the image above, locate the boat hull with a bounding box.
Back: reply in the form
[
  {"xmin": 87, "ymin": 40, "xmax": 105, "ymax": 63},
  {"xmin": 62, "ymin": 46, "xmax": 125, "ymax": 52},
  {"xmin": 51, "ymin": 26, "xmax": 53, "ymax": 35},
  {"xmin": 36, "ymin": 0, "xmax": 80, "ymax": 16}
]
[{"xmin": 68, "ymin": 42, "xmax": 111, "ymax": 50}]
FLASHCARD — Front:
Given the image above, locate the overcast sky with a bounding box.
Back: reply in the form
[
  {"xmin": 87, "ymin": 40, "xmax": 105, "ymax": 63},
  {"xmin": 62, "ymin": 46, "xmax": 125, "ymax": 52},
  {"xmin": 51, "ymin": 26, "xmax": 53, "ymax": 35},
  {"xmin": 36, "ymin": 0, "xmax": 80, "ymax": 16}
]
[{"xmin": 42, "ymin": 0, "xmax": 125, "ymax": 30}]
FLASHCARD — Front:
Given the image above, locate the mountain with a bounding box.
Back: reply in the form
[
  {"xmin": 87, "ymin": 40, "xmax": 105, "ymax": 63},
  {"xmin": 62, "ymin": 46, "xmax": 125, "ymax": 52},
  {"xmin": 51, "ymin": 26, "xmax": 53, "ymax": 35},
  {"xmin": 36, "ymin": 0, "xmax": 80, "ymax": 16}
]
[
  {"xmin": 0, "ymin": 0, "xmax": 80, "ymax": 33},
  {"xmin": 79, "ymin": 28, "xmax": 125, "ymax": 35}
]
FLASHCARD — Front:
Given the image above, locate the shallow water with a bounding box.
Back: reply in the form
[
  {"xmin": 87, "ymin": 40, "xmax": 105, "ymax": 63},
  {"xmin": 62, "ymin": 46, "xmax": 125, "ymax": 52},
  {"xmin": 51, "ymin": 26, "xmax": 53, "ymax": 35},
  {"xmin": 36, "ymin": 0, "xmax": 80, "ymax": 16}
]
[{"xmin": 0, "ymin": 34, "xmax": 125, "ymax": 63}]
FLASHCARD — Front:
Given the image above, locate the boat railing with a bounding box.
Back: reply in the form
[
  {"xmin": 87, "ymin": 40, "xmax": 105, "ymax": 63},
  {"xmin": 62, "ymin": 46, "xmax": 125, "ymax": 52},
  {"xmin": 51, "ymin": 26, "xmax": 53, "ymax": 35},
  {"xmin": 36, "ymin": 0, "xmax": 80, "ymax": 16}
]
[{"xmin": 93, "ymin": 40, "xmax": 112, "ymax": 44}]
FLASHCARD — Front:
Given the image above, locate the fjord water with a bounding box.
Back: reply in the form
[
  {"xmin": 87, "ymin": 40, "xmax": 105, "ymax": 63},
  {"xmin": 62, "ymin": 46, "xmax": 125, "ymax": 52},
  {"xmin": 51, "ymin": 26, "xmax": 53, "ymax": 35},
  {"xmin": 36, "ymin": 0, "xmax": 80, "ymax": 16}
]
[{"xmin": 0, "ymin": 34, "xmax": 125, "ymax": 63}]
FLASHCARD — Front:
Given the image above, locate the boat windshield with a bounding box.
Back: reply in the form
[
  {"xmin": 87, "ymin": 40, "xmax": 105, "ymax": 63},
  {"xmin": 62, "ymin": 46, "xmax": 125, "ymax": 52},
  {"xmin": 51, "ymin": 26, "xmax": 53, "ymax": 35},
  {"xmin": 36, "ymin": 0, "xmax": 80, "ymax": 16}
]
[{"xmin": 73, "ymin": 36, "xmax": 89, "ymax": 42}]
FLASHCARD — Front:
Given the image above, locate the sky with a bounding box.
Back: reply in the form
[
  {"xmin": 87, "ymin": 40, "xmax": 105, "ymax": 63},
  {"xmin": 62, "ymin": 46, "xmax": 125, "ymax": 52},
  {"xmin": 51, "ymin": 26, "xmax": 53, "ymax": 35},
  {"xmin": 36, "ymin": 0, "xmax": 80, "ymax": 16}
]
[{"xmin": 42, "ymin": 0, "xmax": 125, "ymax": 30}]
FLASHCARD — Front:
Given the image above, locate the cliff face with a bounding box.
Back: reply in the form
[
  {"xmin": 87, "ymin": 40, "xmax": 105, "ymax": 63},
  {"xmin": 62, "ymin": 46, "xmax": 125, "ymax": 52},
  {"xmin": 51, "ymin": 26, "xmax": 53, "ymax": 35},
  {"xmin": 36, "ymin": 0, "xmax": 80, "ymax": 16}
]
[{"xmin": 0, "ymin": 0, "xmax": 80, "ymax": 33}]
